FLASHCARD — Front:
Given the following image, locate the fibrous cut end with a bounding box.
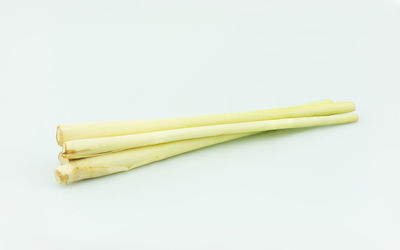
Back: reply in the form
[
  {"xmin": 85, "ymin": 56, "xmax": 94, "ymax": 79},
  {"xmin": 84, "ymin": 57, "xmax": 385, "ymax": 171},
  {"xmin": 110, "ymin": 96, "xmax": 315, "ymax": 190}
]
[
  {"xmin": 56, "ymin": 126, "xmax": 63, "ymax": 146},
  {"xmin": 55, "ymin": 168, "xmax": 68, "ymax": 184},
  {"xmin": 54, "ymin": 164, "xmax": 74, "ymax": 184}
]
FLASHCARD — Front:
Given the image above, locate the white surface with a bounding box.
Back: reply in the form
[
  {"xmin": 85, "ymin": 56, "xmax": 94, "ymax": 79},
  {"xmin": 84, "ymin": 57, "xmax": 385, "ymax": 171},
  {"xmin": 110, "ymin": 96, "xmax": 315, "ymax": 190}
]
[{"xmin": 1, "ymin": 0, "xmax": 399, "ymax": 249}]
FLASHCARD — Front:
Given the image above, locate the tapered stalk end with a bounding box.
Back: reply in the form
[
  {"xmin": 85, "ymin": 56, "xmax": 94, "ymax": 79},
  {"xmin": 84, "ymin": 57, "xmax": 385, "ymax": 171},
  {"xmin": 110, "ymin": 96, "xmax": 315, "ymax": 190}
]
[
  {"xmin": 353, "ymin": 114, "xmax": 359, "ymax": 122},
  {"xmin": 349, "ymin": 102, "xmax": 356, "ymax": 112}
]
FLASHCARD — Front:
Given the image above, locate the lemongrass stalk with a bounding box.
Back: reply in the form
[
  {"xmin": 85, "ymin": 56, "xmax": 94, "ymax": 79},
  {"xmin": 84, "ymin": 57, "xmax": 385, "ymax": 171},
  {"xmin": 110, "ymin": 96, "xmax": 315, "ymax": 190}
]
[
  {"xmin": 56, "ymin": 100, "xmax": 350, "ymax": 145},
  {"xmin": 55, "ymin": 113, "xmax": 358, "ymax": 184},
  {"xmin": 55, "ymin": 133, "xmax": 255, "ymax": 184},
  {"xmin": 58, "ymin": 100, "xmax": 332, "ymax": 160},
  {"xmin": 63, "ymin": 113, "xmax": 358, "ymax": 159}
]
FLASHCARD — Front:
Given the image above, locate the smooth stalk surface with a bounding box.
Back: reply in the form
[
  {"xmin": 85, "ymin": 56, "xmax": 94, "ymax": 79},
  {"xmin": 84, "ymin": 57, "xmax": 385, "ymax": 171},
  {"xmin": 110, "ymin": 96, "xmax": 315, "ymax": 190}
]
[
  {"xmin": 56, "ymin": 100, "xmax": 353, "ymax": 145},
  {"xmin": 63, "ymin": 113, "xmax": 358, "ymax": 159}
]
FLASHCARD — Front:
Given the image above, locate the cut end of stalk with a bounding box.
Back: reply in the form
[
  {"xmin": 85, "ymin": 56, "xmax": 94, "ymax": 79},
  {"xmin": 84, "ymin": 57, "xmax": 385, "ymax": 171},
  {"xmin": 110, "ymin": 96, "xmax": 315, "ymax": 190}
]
[
  {"xmin": 62, "ymin": 143, "xmax": 66, "ymax": 153},
  {"xmin": 55, "ymin": 169, "xmax": 68, "ymax": 184},
  {"xmin": 55, "ymin": 164, "xmax": 73, "ymax": 184},
  {"xmin": 62, "ymin": 143, "xmax": 78, "ymax": 155},
  {"xmin": 56, "ymin": 126, "xmax": 63, "ymax": 146}
]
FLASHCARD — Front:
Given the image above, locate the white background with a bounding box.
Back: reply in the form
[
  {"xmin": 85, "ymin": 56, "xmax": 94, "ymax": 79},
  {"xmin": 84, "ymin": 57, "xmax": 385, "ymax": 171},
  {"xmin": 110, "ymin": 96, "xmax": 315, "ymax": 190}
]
[{"xmin": 1, "ymin": 0, "xmax": 399, "ymax": 249}]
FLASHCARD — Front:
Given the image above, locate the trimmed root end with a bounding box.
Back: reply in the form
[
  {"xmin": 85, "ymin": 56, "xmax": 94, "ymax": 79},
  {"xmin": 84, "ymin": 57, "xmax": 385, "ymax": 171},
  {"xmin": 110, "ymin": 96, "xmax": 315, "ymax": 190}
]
[
  {"xmin": 55, "ymin": 165, "xmax": 71, "ymax": 184},
  {"xmin": 56, "ymin": 126, "xmax": 63, "ymax": 146},
  {"xmin": 55, "ymin": 169, "xmax": 68, "ymax": 184}
]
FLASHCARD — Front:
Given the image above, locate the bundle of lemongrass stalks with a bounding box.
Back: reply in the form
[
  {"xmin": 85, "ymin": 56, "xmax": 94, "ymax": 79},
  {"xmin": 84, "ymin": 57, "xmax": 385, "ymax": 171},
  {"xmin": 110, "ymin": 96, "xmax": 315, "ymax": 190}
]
[{"xmin": 55, "ymin": 99, "xmax": 358, "ymax": 184}]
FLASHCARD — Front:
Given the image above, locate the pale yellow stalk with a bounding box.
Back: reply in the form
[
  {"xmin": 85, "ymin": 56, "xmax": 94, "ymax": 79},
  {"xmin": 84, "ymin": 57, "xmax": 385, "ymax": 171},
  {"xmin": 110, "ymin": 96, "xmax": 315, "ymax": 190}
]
[
  {"xmin": 57, "ymin": 99, "xmax": 331, "ymax": 161},
  {"xmin": 63, "ymin": 113, "xmax": 358, "ymax": 159},
  {"xmin": 55, "ymin": 113, "xmax": 358, "ymax": 184},
  {"xmin": 55, "ymin": 133, "xmax": 254, "ymax": 184},
  {"xmin": 56, "ymin": 100, "xmax": 351, "ymax": 145}
]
